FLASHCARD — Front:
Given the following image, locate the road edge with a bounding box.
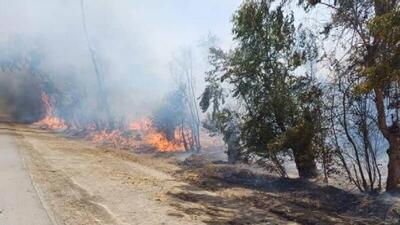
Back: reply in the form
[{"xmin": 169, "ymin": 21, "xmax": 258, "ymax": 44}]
[{"xmin": 14, "ymin": 132, "xmax": 61, "ymax": 225}]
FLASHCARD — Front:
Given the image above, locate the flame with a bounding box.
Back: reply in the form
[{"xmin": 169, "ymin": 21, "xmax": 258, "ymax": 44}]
[
  {"xmin": 34, "ymin": 93, "xmax": 67, "ymax": 130},
  {"xmin": 129, "ymin": 118, "xmax": 152, "ymax": 131},
  {"xmin": 34, "ymin": 94, "xmax": 186, "ymax": 152},
  {"xmin": 91, "ymin": 129, "xmax": 136, "ymax": 149},
  {"xmin": 144, "ymin": 129, "xmax": 185, "ymax": 152},
  {"xmin": 129, "ymin": 118, "xmax": 186, "ymax": 152},
  {"xmin": 87, "ymin": 118, "xmax": 186, "ymax": 152}
]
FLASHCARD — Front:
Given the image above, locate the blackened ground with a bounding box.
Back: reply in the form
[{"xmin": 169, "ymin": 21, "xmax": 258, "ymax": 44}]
[{"xmin": 171, "ymin": 155, "xmax": 400, "ymax": 225}]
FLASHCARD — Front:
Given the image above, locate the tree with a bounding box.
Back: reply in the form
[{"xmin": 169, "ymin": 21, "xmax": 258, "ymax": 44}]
[
  {"xmin": 200, "ymin": 46, "xmax": 244, "ymax": 164},
  {"xmin": 201, "ymin": 0, "xmax": 325, "ymax": 179},
  {"xmin": 80, "ymin": 0, "xmax": 113, "ymax": 130},
  {"xmin": 170, "ymin": 49, "xmax": 202, "ymax": 152},
  {"xmin": 300, "ymin": 0, "xmax": 400, "ymax": 192},
  {"xmin": 326, "ymin": 61, "xmax": 383, "ymax": 192}
]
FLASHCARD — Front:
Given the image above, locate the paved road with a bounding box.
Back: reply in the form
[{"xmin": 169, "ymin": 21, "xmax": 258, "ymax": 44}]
[{"xmin": 0, "ymin": 127, "xmax": 52, "ymax": 225}]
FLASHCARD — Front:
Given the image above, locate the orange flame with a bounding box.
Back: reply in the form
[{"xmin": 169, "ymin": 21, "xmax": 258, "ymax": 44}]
[
  {"xmin": 35, "ymin": 93, "xmax": 67, "ymax": 130},
  {"xmin": 91, "ymin": 130, "xmax": 136, "ymax": 149},
  {"xmin": 88, "ymin": 118, "xmax": 186, "ymax": 152},
  {"xmin": 129, "ymin": 118, "xmax": 152, "ymax": 131},
  {"xmin": 129, "ymin": 118, "xmax": 186, "ymax": 152},
  {"xmin": 144, "ymin": 129, "xmax": 185, "ymax": 152},
  {"xmin": 34, "ymin": 94, "xmax": 186, "ymax": 152}
]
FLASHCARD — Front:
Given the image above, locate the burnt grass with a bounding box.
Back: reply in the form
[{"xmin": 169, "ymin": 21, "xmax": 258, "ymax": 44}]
[{"xmin": 167, "ymin": 155, "xmax": 400, "ymax": 225}]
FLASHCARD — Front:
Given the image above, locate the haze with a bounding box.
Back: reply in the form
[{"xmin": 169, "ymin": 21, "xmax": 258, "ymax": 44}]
[{"xmin": 0, "ymin": 0, "xmax": 241, "ymax": 120}]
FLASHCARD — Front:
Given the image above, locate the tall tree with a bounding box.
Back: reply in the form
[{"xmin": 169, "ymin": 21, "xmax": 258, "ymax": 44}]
[
  {"xmin": 201, "ymin": 0, "xmax": 324, "ymax": 179},
  {"xmin": 80, "ymin": 0, "xmax": 113, "ymax": 129},
  {"xmin": 300, "ymin": 0, "xmax": 400, "ymax": 192},
  {"xmin": 327, "ymin": 62, "xmax": 383, "ymax": 192},
  {"xmin": 171, "ymin": 50, "xmax": 202, "ymax": 152}
]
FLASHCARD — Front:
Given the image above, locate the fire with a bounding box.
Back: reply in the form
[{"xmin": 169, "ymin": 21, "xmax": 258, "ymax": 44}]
[
  {"xmin": 129, "ymin": 118, "xmax": 186, "ymax": 152},
  {"xmin": 34, "ymin": 93, "xmax": 67, "ymax": 130},
  {"xmin": 129, "ymin": 118, "xmax": 152, "ymax": 131},
  {"xmin": 91, "ymin": 130, "xmax": 136, "ymax": 149},
  {"xmin": 34, "ymin": 94, "xmax": 186, "ymax": 152},
  {"xmin": 144, "ymin": 129, "xmax": 185, "ymax": 152},
  {"xmin": 90, "ymin": 118, "xmax": 186, "ymax": 152}
]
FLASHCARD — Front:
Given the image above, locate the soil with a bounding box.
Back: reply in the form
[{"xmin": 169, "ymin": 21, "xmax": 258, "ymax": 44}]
[{"xmin": 2, "ymin": 123, "xmax": 399, "ymax": 225}]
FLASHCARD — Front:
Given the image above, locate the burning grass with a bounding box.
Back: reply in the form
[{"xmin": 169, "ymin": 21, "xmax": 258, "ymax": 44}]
[
  {"xmin": 89, "ymin": 118, "xmax": 186, "ymax": 152},
  {"xmin": 34, "ymin": 92, "xmax": 190, "ymax": 152},
  {"xmin": 34, "ymin": 93, "xmax": 67, "ymax": 130}
]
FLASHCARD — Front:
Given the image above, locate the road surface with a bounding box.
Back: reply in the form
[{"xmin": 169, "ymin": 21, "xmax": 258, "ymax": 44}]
[{"xmin": 0, "ymin": 125, "xmax": 53, "ymax": 225}]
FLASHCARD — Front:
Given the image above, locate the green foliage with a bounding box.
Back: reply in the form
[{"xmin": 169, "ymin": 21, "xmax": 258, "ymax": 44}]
[
  {"xmin": 362, "ymin": 10, "xmax": 400, "ymax": 90},
  {"xmin": 201, "ymin": 0, "xmax": 325, "ymax": 174},
  {"xmin": 200, "ymin": 47, "xmax": 227, "ymax": 117},
  {"xmin": 296, "ymin": 0, "xmax": 400, "ymax": 190}
]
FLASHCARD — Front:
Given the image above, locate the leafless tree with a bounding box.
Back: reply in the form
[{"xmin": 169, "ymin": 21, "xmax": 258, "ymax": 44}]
[
  {"xmin": 80, "ymin": 0, "xmax": 113, "ymax": 130},
  {"xmin": 327, "ymin": 63, "xmax": 383, "ymax": 192},
  {"xmin": 170, "ymin": 49, "xmax": 202, "ymax": 152}
]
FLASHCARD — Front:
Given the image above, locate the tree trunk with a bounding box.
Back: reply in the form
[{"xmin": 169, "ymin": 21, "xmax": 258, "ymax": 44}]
[
  {"xmin": 386, "ymin": 135, "xmax": 400, "ymax": 193},
  {"xmin": 293, "ymin": 148, "xmax": 318, "ymax": 179},
  {"xmin": 288, "ymin": 114, "xmax": 318, "ymax": 179},
  {"xmin": 226, "ymin": 120, "xmax": 240, "ymax": 164},
  {"xmin": 80, "ymin": 0, "xmax": 113, "ymax": 129},
  {"xmin": 374, "ymin": 88, "xmax": 400, "ymax": 193},
  {"xmin": 371, "ymin": 0, "xmax": 400, "ymax": 194},
  {"xmin": 290, "ymin": 134, "xmax": 318, "ymax": 179}
]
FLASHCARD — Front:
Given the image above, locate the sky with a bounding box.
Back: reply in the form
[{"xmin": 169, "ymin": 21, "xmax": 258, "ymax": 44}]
[{"xmin": 0, "ymin": 0, "xmax": 243, "ymax": 119}]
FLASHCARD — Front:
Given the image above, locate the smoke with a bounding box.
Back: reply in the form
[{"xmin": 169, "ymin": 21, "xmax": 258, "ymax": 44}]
[
  {"xmin": 0, "ymin": 69, "xmax": 44, "ymax": 122},
  {"xmin": 0, "ymin": 0, "xmax": 241, "ymax": 123}
]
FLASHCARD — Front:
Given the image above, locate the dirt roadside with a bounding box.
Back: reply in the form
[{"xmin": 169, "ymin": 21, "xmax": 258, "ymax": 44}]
[
  {"xmin": 9, "ymin": 123, "xmax": 207, "ymax": 225},
  {"xmin": 3, "ymin": 123, "xmax": 397, "ymax": 225}
]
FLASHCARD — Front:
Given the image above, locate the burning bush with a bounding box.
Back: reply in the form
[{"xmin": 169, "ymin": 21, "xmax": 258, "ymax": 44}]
[
  {"xmin": 34, "ymin": 92, "xmax": 67, "ymax": 130},
  {"xmin": 152, "ymin": 89, "xmax": 186, "ymax": 141},
  {"xmin": 33, "ymin": 91, "xmax": 187, "ymax": 152},
  {"xmin": 89, "ymin": 118, "xmax": 186, "ymax": 152},
  {"xmin": 152, "ymin": 88, "xmax": 199, "ymax": 151}
]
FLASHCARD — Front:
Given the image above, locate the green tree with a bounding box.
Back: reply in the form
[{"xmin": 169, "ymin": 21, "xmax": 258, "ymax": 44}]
[
  {"xmin": 300, "ymin": 0, "xmax": 400, "ymax": 193},
  {"xmin": 201, "ymin": 0, "xmax": 325, "ymax": 179}
]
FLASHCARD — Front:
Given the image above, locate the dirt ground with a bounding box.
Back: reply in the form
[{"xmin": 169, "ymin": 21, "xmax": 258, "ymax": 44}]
[{"xmin": 2, "ymin": 123, "xmax": 400, "ymax": 225}]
